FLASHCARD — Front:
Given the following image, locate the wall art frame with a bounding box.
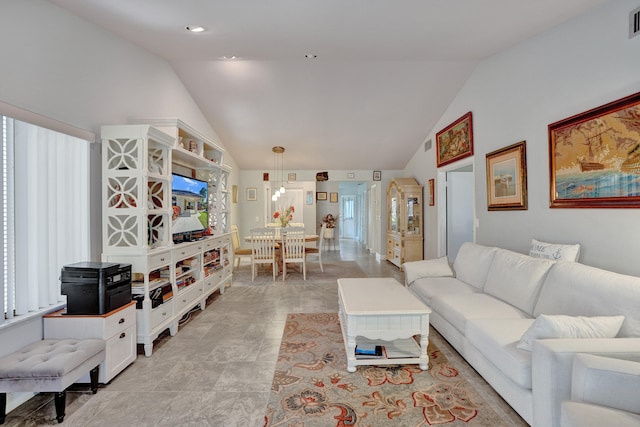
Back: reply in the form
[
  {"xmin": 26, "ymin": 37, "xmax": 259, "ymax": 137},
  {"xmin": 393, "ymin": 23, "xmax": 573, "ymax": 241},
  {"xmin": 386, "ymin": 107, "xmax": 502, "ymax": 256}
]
[
  {"xmin": 317, "ymin": 191, "xmax": 327, "ymax": 201},
  {"xmin": 330, "ymin": 192, "xmax": 338, "ymax": 203},
  {"xmin": 246, "ymin": 188, "xmax": 257, "ymax": 201},
  {"xmin": 373, "ymin": 170, "xmax": 381, "ymax": 181},
  {"xmin": 232, "ymin": 185, "xmax": 238, "ymax": 204},
  {"xmin": 428, "ymin": 179, "xmax": 435, "ymax": 206},
  {"xmin": 288, "ymin": 173, "xmax": 296, "ymax": 182},
  {"xmin": 549, "ymin": 91, "xmax": 640, "ymax": 208},
  {"xmin": 486, "ymin": 141, "xmax": 528, "ymax": 211},
  {"xmin": 436, "ymin": 112, "xmax": 473, "ymax": 167}
]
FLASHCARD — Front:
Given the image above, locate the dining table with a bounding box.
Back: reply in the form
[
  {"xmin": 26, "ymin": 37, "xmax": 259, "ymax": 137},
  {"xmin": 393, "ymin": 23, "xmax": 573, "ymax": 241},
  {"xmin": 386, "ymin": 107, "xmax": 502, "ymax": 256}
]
[{"xmin": 244, "ymin": 234, "xmax": 319, "ymax": 277}]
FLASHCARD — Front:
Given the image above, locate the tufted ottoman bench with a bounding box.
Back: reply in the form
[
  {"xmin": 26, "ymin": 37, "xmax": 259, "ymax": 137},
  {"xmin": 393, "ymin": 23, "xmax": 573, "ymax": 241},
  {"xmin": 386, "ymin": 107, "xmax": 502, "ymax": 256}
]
[{"xmin": 0, "ymin": 339, "xmax": 105, "ymax": 424}]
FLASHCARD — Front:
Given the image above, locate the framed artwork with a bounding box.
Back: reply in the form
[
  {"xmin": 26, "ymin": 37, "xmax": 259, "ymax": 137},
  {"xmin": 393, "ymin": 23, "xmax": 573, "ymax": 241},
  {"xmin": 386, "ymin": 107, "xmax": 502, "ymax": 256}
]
[
  {"xmin": 436, "ymin": 112, "xmax": 473, "ymax": 167},
  {"xmin": 263, "ymin": 172, "xmax": 269, "ymax": 181},
  {"xmin": 428, "ymin": 179, "xmax": 435, "ymax": 206},
  {"xmin": 288, "ymin": 173, "xmax": 297, "ymax": 182},
  {"xmin": 549, "ymin": 91, "xmax": 640, "ymax": 208},
  {"xmin": 486, "ymin": 141, "xmax": 528, "ymax": 211},
  {"xmin": 317, "ymin": 191, "xmax": 327, "ymax": 201},
  {"xmin": 373, "ymin": 170, "xmax": 381, "ymax": 181},
  {"xmin": 232, "ymin": 185, "xmax": 238, "ymax": 204},
  {"xmin": 246, "ymin": 188, "xmax": 257, "ymax": 201},
  {"xmin": 306, "ymin": 191, "xmax": 314, "ymax": 205},
  {"xmin": 330, "ymin": 192, "xmax": 338, "ymax": 203}
]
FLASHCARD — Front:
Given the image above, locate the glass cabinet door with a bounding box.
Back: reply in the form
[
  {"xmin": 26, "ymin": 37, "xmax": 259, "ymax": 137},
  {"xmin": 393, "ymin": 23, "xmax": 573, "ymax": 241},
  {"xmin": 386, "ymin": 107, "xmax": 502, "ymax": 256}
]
[
  {"xmin": 406, "ymin": 195, "xmax": 421, "ymax": 235},
  {"xmin": 389, "ymin": 186, "xmax": 398, "ymax": 232}
]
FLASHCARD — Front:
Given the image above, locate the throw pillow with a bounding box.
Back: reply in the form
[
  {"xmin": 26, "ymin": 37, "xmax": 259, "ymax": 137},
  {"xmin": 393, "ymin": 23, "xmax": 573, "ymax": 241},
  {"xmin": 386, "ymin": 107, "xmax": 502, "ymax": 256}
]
[
  {"xmin": 403, "ymin": 257, "xmax": 453, "ymax": 285},
  {"xmin": 529, "ymin": 238, "xmax": 581, "ymax": 262},
  {"xmin": 516, "ymin": 314, "xmax": 625, "ymax": 351}
]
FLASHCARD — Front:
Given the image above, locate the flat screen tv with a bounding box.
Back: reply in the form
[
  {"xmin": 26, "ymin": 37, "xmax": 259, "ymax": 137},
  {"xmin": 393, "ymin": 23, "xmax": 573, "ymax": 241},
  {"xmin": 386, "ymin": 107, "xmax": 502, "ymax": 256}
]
[{"xmin": 171, "ymin": 173, "xmax": 208, "ymax": 242}]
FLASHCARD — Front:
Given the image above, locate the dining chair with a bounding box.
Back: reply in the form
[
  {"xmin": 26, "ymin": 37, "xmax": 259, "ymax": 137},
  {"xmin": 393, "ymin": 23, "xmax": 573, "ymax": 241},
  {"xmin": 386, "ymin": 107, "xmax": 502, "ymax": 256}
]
[
  {"xmin": 230, "ymin": 225, "xmax": 252, "ymax": 270},
  {"xmin": 305, "ymin": 222, "xmax": 325, "ymax": 272},
  {"xmin": 249, "ymin": 227, "xmax": 277, "ymax": 281},
  {"xmin": 281, "ymin": 227, "xmax": 306, "ymax": 281}
]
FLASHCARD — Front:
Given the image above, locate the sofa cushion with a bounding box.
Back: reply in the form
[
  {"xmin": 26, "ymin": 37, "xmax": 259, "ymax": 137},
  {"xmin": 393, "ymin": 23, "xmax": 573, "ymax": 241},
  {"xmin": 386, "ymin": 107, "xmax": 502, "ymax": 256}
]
[
  {"xmin": 409, "ymin": 277, "xmax": 477, "ymax": 306},
  {"xmin": 529, "ymin": 238, "xmax": 581, "ymax": 262},
  {"xmin": 466, "ymin": 318, "xmax": 535, "ymax": 389},
  {"xmin": 516, "ymin": 315, "xmax": 625, "ymax": 351},
  {"xmin": 403, "ymin": 257, "xmax": 453, "ymax": 286},
  {"xmin": 453, "ymin": 243, "xmax": 497, "ymax": 290},
  {"xmin": 483, "ymin": 249, "xmax": 555, "ymax": 315},
  {"xmin": 430, "ymin": 293, "xmax": 531, "ymax": 336},
  {"xmin": 534, "ymin": 262, "xmax": 640, "ymax": 337}
]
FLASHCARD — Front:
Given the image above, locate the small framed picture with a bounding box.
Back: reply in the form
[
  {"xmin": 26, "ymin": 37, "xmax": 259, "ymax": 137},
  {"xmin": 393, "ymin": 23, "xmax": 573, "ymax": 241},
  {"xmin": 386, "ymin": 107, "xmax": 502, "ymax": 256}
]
[
  {"xmin": 306, "ymin": 191, "xmax": 314, "ymax": 205},
  {"xmin": 317, "ymin": 192, "xmax": 327, "ymax": 201},
  {"xmin": 246, "ymin": 188, "xmax": 257, "ymax": 201},
  {"xmin": 486, "ymin": 141, "xmax": 528, "ymax": 211},
  {"xmin": 373, "ymin": 170, "xmax": 381, "ymax": 181},
  {"xmin": 263, "ymin": 173, "xmax": 269, "ymax": 181},
  {"xmin": 428, "ymin": 179, "xmax": 435, "ymax": 206},
  {"xmin": 232, "ymin": 185, "xmax": 238, "ymax": 204},
  {"xmin": 288, "ymin": 173, "xmax": 297, "ymax": 182},
  {"xmin": 330, "ymin": 192, "xmax": 338, "ymax": 203}
]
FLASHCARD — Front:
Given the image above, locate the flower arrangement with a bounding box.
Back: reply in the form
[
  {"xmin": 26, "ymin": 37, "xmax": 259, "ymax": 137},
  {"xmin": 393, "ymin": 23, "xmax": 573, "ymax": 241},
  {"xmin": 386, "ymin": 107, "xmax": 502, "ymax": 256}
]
[
  {"xmin": 321, "ymin": 213, "xmax": 337, "ymax": 228},
  {"xmin": 274, "ymin": 205, "xmax": 295, "ymax": 227}
]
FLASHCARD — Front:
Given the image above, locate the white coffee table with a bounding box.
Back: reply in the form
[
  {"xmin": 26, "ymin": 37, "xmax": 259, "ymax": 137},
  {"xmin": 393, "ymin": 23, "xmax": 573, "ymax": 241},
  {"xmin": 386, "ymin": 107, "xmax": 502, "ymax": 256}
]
[{"xmin": 337, "ymin": 277, "xmax": 431, "ymax": 372}]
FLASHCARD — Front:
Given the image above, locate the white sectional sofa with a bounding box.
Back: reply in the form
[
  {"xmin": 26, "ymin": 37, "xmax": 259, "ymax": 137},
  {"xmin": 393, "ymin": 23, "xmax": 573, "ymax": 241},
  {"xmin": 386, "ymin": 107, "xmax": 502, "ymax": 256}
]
[{"xmin": 403, "ymin": 242, "xmax": 640, "ymax": 427}]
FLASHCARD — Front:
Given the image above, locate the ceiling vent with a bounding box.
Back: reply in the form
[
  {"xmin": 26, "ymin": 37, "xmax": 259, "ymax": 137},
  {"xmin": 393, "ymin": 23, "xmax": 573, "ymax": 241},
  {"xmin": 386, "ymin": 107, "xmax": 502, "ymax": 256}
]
[{"xmin": 631, "ymin": 6, "xmax": 640, "ymax": 39}]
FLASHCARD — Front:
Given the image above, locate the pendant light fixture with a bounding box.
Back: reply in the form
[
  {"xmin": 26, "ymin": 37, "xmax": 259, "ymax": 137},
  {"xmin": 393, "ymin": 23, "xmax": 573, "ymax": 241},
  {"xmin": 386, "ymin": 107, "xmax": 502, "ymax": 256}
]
[{"xmin": 271, "ymin": 146, "xmax": 286, "ymax": 201}]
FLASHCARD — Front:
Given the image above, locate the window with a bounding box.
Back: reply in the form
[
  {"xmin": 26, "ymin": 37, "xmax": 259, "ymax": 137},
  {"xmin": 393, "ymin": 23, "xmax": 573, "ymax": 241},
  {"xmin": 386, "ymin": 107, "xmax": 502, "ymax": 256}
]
[{"xmin": 2, "ymin": 115, "xmax": 90, "ymax": 324}]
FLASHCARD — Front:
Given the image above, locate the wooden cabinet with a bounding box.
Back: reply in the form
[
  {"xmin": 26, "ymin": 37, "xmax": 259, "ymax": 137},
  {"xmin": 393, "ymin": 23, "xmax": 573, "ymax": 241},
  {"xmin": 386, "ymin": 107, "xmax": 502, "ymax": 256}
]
[
  {"xmin": 101, "ymin": 123, "xmax": 232, "ymax": 356},
  {"xmin": 44, "ymin": 302, "xmax": 137, "ymax": 383},
  {"xmin": 386, "ymin": 178, "xmax": 423, "ymax": 268}
]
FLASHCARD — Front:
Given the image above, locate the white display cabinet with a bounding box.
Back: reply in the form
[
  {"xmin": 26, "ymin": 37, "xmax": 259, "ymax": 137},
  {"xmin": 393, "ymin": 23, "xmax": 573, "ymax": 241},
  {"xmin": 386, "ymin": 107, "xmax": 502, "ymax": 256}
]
[{"xmin": 101, "ymin": 123, "xmax": 232, "ymax": 356}]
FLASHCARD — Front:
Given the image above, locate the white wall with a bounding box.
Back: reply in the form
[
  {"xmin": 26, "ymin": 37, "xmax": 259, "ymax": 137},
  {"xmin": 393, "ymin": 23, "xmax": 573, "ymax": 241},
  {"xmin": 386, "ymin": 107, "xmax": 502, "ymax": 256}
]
[
  {"xmin": 0, "ymin": 0, "xmax": 240, "ymax": 257},
  {"xmin": 405, "ymin": 0, "xmax": 640, "ymax": 276}
]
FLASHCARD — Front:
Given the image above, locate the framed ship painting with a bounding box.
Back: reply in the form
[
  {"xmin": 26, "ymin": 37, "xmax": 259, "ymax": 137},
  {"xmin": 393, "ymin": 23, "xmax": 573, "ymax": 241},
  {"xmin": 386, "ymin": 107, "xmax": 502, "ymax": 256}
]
[
  {"xmin": 549, "ymin": 91, "xmax": 640, "ymax": 208},
  {"xmin": 436, "ymin": 112, "xmax": 473, "ymax": 167}
]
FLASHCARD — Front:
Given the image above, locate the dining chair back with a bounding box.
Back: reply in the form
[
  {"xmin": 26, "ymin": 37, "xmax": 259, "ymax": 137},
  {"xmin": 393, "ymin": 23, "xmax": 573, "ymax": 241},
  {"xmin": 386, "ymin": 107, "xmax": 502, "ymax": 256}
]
[
  {"xmin": 249, "ymin": 227, "xmax": 277, "ymax": 281},
  {"xmin": 281, "ymin": 227, "xmax": 306, "ymax": 281},
  {"xmin": 305, "ymin": 222, "xmax": 325, "ymax": 272},
  {"xmin": 231, "ymin": 225, "xmax": 252, "ymax": 270}
]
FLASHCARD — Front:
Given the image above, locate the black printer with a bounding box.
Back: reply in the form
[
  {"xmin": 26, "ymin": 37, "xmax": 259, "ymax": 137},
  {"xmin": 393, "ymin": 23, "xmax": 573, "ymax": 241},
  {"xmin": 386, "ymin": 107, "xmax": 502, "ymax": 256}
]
[{"xmin": 61, "ymin": 262, "xmax": 132, "ymax": 315}]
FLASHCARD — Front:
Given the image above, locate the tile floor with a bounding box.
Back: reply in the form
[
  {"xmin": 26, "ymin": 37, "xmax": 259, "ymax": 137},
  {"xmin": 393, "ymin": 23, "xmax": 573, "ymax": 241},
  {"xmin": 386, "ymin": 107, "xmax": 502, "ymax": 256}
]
[{"xmin": 4, "ymin": 239, "xmax": 527, "ymax": 426}]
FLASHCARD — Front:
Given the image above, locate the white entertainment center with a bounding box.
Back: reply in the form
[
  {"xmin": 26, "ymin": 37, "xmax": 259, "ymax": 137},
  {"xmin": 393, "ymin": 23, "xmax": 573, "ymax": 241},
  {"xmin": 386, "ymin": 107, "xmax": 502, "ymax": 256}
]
[{"xmin": 101, "ymin": 120, "xmax": 232, "ymax": 356}]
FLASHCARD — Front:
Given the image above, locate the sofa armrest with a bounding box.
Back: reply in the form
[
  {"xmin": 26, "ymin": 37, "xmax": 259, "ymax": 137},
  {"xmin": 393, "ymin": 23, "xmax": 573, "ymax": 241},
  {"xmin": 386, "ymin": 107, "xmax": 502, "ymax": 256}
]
[
  {"xmin": 571, "ymin": 353, "xmax": 640, "ymax": 414},
  {"xmin": 402, "ymin": 257, "xmax": 453, "ymax": 286},
  {"xmin": 531, "ymin": 337, "xmax": 640, "ymax": 427}
]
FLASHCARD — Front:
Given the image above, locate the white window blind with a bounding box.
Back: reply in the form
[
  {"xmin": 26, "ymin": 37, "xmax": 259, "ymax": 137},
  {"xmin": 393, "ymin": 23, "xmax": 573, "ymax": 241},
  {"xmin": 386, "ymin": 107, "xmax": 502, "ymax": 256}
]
[{"xmin": 2, "ymin": 117, "xmax": 90, "ymax": 323}]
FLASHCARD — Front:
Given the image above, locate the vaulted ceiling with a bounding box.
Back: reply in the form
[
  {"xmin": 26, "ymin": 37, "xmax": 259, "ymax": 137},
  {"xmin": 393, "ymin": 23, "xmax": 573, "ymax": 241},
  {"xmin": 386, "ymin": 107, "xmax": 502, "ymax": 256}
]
[{"xmin": 49, "ymin": 0, "xmax": 610, "ymax": 171}]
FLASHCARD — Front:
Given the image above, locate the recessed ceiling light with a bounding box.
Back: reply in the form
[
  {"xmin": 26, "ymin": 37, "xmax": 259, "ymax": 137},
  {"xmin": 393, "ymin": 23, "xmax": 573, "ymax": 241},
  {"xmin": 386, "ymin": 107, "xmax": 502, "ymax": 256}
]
[
  {"xmin": 305, "ymin": 54, "xmax": 317, "ymax": 59},
  {"xmin": 223, "ymin": 55, "xmax": 237, "ymax": 60},
  {"xmin": 185, "ymin": 25, "xmax": 205, "ymax": 33}
]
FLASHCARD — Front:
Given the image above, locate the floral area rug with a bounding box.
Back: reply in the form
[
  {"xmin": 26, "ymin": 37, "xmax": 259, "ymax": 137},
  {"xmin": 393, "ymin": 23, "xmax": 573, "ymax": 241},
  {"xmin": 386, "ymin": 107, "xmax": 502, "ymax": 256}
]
[{"xmin": 264, "ymin": 313, "xmax": 511, "ymax": 427}]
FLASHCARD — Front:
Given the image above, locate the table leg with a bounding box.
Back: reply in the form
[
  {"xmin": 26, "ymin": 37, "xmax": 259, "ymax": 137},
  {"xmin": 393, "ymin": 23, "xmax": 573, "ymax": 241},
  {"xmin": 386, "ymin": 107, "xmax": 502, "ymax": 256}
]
[
  {"xmin": 346, "ymin": 335, "xmax": 357, "ymax": 372},
  {"xmin": 419, "ymin": 334, "xmax": 429, "ymax": 370}
]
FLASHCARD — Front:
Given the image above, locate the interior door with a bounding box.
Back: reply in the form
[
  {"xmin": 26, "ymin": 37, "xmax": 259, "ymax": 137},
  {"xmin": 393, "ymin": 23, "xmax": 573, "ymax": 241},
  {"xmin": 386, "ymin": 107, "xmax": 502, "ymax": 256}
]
[
  {"xmin": 446, "ymin": 171, "xmax": 474, "ymax": 261},
  {"xmin": 341, "ymin": 195, "xmax": 355, "ymax": 238}
]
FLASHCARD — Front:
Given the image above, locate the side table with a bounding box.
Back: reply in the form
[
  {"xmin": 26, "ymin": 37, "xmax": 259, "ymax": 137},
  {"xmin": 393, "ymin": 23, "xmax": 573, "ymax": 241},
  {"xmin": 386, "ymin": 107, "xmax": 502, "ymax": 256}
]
[{"xmin": 44, "ymin": 301, "xmax": 136, "ymax": 383}]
